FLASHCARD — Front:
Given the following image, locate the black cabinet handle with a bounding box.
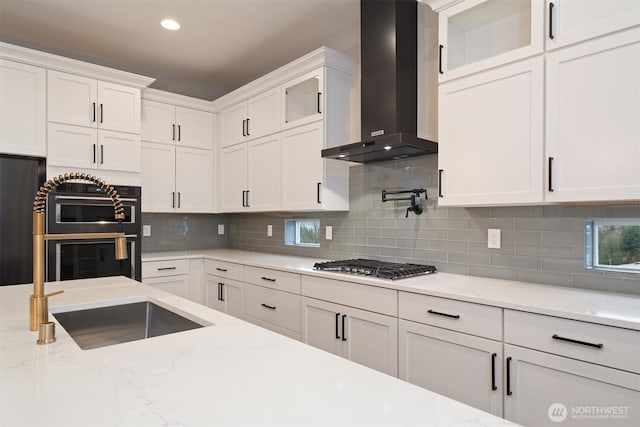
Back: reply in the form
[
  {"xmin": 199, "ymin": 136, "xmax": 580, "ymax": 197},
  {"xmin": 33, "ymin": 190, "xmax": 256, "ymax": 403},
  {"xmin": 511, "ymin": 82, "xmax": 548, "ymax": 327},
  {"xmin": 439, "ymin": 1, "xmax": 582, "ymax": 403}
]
[
  {"xmin": 217, "ymin": 283, "xmax": 222, "ymax": 301},
  {"xmin": 157, "ymin": 267, "xmax": 177, "ymax": 271},
  {"xmin": 216, "ymin": 267, "xmax": 227, "ymax": 272},
  {"xmin": 100, "ymin": 145, "xmax": 104, "ymax": 164},
  {"xmin": 92, "ymin": 102, "xmax": 96, "ymax": 123},
  {"xmin": 341, "ymin": 314, "xmax": 347, "ymax": 341},
  {"xmin": 246, "ymin": 118, "xmax": 250, "ymax": 136},
  {"xmin": 100, "ymin": 104, "xmax": 103, "ymax": 123},
  {"xmin": 177, "ymin": 124, "xmax": 181, "ymax": 141},
  {"xmin": 548, "ymin": 157, "xmax": 554, "ymax": 192},
  {"xmin": 177, "ymin": 192, "xmax": 181, "ymax": 208},
  {"xmin": 261, "ymin": 276, "xmax": 276, "ymax": 282},
  {"xmin": 172, "ymin": 192, "xmax": 175, "ymax": 208},
  {"xmin": 93, "ymin": 144, "xmax": 96, "ymax": 163},
  {"xmin": 245, "ymin": 190, "xmax": 250, "ymax": 207},
  {"xmin": 242, "ymin": 119, "xmax": 246, "ymax": 137},
  {"xmin": 549, "ymin": 2, "xmax": 555, "ymax": 40},
  {"xmin": 317, "ymin": 182, "xmax": 322, "ymax": 204},
  {"xmin": 172, "ymin": 124, "xmax": 176, "ymax": 141},
  {"xmin": 438, "ymin": 169, "xmax": 444, "ymax": 197},
  {"xmin": 335, "ymin": 313, "xmax": 341, "ymax": 339},
  {"xmin": 506, "ymin": 356, "xmax": 513, "ymax": 396},
  {"xmin": 317, "ymin": 92, "xmax": 322, "ymax": 114},
  {"xmin": 242, "ymin": 190, "xmax": 246, "ymax": 207},
  {"xmin": 219, "ymin": 282, "xmax": 225, "ymax": 301},
  {"xmin": 438, "ymin": 44, "xmax": 444, "ymax": 74},
  {"xmin": 261, "ymin": 303, "xmax": 276, "ymax": 310},
  {"xmin": 491, "ymin": 353, "xmax": 498, "ymax": 391},
  {"xmin": 552, "ymin": 334, "xmax": 603, "ymax": 349},
  {"xmin": 427, "ymin": 309, "xmax": 460, "ymax": 319}
]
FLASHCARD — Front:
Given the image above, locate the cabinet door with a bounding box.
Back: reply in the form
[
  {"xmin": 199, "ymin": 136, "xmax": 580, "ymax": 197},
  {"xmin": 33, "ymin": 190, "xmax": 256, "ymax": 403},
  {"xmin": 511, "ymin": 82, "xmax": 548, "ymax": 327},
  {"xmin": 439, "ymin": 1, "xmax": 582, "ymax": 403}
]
[
  {"xmin": 47, "ymin": 122, "xmax": 96, "ymax": 169},
  {"xmin": 97, "ymin": 81, "xmax": 140, "ymax": 134},
  {"xmin": 175, "ymin": 106, "xmax": 214, "ymax": 150},
  {"xmin": 0, "ymin": 60, "xmax": 46, "ymax": 157},
  {"xmin": 48, "ymin": 70, "xmax": 97, "ymax": 128},
  {"xmin": 98, "ymin": 130, "xmax": 140, "ymax": 173},
  {"xmin": 504, "ymin": 344, "xmax": 640, "ymax": 427},
  {"xmin": 141, "ymin": 142, "xmax": 176, "ymax": 212},
  {"xmin": 206, "ymin": 276, "xmax": 245, "ymax": 319},
  {"xmin": 399, "ymin": 320, "xmax": 503, "ymax": 416},
  {"xmin": 301, "ymin": 297, "xmax": 344, "ymax": 357},
  {"xmin": 141, "ymin": 99, "xmax": 175, "ymax": 145},
  {"xmin": 219, "ymin": 102, "xmax": 247, "ymax": 148},
  {"xmin": 282, "ymin": 68, "xmax": 324, "ymax": 129},
  {"xmin": 545, "ymin": 28, "xmax": 640, "ymax": 202},
  {"xmin": 281, "ymin": 121, "xmax": 324, "ymax": 210},
  {"xmin": 175, "ymin": 146, "xmax": 213, "ymax": 212},
  {"xmin": 547, "ymin": 0, "xmax": 640, "ymax": 50},
  {"xmin": 143, "ymin": 275, "xmax": 190, "ymax": 299},
  {"xmin": 247, "ymin": 87, "xmax": 280, "ymax": 139},
  {"xmin": 247, "ymin": 134, "xmax": 280, "ymax": 210},
  {"xmin": 219, "ymin": 143, "xmax": 247, "ymax": 212},
  {"xmin": 438, "ymin": 56, "xmax": 544, "ymax": 206}
]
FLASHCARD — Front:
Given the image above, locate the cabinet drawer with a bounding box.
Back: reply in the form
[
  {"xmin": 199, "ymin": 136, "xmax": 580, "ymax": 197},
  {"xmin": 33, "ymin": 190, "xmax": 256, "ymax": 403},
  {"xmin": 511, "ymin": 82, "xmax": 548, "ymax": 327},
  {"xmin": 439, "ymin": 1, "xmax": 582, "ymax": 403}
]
[
  {"xmin": 505, "ymin": 310, "xmax": 640, "ymax": 374},
  {"xmin": 203, "ymin": 259, "xmax": 244, "ymax": 281},
  {"xmin": 399, "ymin": 292, "xmax": 502, "ymax": 341},
  {"xmin": 142, "ymin": 259, "xmax": 189, "ymax": 278},
  {"xmin": 244, "ymin": 283, "xmax": 300, "ymax": 333},
  {"xmin": 245, "ymin": 266, "xmax": 300, "ymax": 294}
]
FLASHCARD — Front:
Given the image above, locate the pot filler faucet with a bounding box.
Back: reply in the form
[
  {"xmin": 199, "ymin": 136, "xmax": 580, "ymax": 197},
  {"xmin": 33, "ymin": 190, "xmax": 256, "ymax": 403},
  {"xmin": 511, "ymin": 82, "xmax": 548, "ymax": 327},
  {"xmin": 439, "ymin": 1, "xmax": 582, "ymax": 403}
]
[{"xmin": 30, "ymin": 173, "xmax": 128, "ymax": 344}]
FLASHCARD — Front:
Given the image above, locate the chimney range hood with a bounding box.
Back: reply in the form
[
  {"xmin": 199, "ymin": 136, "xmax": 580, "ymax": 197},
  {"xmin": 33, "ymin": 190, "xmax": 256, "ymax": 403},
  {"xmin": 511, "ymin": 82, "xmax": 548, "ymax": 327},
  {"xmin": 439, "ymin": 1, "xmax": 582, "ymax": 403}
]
[{"xmin": 322, "ymin": 0, "xmax": 437, "ymax": 164}]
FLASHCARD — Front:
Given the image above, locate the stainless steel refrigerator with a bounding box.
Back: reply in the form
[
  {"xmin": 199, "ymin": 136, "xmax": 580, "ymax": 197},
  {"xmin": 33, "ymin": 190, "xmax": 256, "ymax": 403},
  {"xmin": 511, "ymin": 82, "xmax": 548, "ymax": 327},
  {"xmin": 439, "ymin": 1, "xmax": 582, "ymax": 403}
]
[{"xmin": 0, "ymin": 154, "xmax": 46, "ymax": 285}]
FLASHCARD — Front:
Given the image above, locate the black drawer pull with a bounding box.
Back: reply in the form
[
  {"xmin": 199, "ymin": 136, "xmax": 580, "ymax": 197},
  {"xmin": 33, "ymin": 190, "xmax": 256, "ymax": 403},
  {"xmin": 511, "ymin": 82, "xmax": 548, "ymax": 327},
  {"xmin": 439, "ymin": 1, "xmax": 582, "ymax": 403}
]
[
  {"xmin": 261, "ymin": 276, "xmax": 276, "ymax": 282},
  {"xmin": 216, "ymin": 268, "xmax": 228, "ymax": 272},
  {"xmin": 427, "ymin": 309, "xmax": 460, "ymax": 319},
  {"xmin": 341, "ymin": 314, "xmax": 347, "ymax": 341},
  {"xmin": 335, "ymin": 313, "xmax": 341, "ymax": 339},
  {"xmin": 261, "ymin": 303, "xmax": 276, "ymax": 310},
  {"xmin": 491, "ymin": 353, "xmax": 497, "ymax": 391},
  {"xmin": 552, "ymin": 334, "xmax": 603, "ymax": 349},
  {"xmin": 219, "ymin": 282, "xmax": 225, "ymax": 302},
  {"xmin": 157, "ymin": 267, "xmax": 177, "ymax": 271},
  {"xmin": 506, "ymin": 356, "xmax": 513, "ymax": 396}
]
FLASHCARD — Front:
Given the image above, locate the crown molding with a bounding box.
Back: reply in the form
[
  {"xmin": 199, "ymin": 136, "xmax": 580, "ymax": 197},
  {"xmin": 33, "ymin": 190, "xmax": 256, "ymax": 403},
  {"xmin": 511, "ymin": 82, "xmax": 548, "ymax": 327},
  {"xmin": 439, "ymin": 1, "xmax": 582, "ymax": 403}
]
[{"xmin": 142, "ymin": 88, "xmax": 215, "ymax": 112}]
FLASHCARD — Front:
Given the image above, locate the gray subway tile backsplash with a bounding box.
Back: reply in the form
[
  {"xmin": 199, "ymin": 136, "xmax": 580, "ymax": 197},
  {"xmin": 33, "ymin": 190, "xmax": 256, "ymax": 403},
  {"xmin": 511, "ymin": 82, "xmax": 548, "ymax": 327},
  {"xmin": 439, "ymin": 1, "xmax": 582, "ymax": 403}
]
[{"xmin": 142, "ymin": 158, "xmax": 639, "ymax": 295}]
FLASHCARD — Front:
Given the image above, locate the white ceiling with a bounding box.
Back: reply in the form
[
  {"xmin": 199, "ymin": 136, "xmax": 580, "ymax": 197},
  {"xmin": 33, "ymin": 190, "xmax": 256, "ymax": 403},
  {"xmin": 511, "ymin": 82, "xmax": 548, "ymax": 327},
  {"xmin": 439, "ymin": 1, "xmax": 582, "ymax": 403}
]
[{"xmin": 0, "ymin": 0, "xmax": 360, "ymax": 100}]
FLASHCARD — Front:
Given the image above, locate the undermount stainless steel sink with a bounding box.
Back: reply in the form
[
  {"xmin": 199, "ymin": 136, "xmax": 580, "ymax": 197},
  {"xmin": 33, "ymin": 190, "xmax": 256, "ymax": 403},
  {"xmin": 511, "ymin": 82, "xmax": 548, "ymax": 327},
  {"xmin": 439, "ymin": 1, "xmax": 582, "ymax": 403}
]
[{"xmin": 52, "ymin": 301, "xmax": 207, "ymax": 350}]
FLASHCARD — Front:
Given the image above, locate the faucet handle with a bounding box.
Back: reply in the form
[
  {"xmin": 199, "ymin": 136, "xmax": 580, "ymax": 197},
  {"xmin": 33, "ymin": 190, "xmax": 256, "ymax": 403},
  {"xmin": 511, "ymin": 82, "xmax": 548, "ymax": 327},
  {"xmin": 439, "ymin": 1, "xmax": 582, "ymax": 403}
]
[{"xmin": 45, "ymin": 290, "xmax": 64, "ymax": 298}]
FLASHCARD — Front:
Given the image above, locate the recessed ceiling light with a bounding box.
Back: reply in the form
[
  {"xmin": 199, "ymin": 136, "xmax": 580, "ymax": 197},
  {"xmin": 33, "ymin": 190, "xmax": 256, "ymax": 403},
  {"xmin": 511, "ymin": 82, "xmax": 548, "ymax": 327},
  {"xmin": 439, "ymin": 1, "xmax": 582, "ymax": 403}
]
[
  {"xmin": 161, "ymin": 19, "xmax": 180, "ymax": 31},
  {"xmin": 338, "ymin": 154, "xmax": 346, "ymax": 158},
  {"xmin": 383, "ymin": 145, "xmax": 392, "ymax": 150}
]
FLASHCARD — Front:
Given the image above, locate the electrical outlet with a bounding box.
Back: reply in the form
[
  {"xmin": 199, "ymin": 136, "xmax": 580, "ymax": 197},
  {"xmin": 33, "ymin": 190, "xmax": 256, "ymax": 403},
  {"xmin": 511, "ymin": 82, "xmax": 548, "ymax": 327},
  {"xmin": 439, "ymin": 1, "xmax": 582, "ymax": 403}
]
[
  {"xmin": 488, "ymin": 228, "xmax": 501, "ymax": 249},
  {"xmin": 142, "ymin": 225, "xmax": 151, "ymax": 237},
  {"xmin": 267, "ymin": 224, "xmax": 273, "ymax": 237},
  {"xmin": 218, "ymin": 224, "xmax": 224, "ymax": 235},
  {"xmin": 326, "ymin": 226, "xmax": 333, "ymax": 240}
]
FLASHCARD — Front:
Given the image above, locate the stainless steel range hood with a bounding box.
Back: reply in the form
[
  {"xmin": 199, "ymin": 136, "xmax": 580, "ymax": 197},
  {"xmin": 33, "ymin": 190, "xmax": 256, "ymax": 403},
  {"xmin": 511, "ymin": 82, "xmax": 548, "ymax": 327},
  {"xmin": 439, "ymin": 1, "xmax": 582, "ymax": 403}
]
[{"xmin": 322, "ymin": 0, "xmax": 437, "ymax": 164}]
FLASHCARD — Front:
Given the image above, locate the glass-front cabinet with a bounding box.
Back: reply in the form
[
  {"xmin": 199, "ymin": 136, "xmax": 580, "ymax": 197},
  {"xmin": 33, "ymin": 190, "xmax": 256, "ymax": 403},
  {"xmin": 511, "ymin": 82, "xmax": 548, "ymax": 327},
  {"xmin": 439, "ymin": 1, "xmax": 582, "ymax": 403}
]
[{"xmin": 281, "ymin": 68, "xmax": 324, "ymax": 129}]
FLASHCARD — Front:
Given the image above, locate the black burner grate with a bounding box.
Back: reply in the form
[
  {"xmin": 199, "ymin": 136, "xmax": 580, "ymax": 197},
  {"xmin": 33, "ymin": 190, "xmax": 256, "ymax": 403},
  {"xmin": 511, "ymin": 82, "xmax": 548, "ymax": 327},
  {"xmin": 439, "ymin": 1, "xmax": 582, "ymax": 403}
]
[{"xmin": 313, "ymin": 259, "xmax": 436, "ymax": 280}]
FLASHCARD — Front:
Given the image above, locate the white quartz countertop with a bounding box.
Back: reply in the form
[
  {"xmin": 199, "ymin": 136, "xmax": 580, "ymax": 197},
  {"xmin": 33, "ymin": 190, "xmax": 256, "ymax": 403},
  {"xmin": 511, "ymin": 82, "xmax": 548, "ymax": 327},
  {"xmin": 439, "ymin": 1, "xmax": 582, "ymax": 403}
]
[
  {"xmin": 143, "ymin": 249, "xmax": 640, "ymax": 330},
  {"xmin": 0, "ymin": 277, "xmax": 513, "ymax": 427}
]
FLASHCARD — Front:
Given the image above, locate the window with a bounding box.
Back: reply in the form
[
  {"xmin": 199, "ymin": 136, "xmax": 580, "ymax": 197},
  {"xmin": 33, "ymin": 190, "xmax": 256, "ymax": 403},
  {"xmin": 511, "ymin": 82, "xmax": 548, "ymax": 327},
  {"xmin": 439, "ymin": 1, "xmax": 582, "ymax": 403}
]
[
  {"xmin": 586, "ymin": 219, "xmax": 640, "ymax": 273},
  {"xmin": 285, "ymin": 219, "xmax": 320, "ymax": 247}
]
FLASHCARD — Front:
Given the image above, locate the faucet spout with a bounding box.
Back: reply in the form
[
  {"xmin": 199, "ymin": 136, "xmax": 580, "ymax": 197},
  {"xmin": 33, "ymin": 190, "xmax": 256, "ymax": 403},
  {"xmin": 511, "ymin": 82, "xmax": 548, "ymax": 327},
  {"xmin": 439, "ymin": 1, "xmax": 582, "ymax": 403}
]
[{"xmin": 30, "ymin": 173, "xmax": 127, "ymax": 334}]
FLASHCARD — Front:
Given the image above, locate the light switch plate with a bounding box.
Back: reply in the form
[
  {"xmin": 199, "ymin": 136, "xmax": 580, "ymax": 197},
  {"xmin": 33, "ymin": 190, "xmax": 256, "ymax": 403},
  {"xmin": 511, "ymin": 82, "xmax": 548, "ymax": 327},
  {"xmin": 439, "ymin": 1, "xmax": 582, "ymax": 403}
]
[
  {"xmin": 142, "ymin": 225, "xmax": 151, "ymax": 237},
  {"xmin": 267, "ymin": 224, "xmax": 273, "ymax": 237},
  {"xmin": 326, "ymin": 226, "xmax": 333, "ymax": 241},
  {"xmin": 218, "ymin": 224, "xmax": 224, "ymax": 235},
  {"xmin": 488, "ymin": 228, "xmax": 501, "ymax": 249}
]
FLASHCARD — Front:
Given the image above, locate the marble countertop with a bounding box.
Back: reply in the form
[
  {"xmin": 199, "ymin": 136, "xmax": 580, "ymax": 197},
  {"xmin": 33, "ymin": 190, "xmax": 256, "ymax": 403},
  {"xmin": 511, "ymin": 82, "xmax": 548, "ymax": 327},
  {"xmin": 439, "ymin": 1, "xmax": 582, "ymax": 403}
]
[
  {"xmin": 143, "ymin": 249, "xmax": 640, "ymax": 330},
  {"xmin": 0, "ymin": 277, "xmax": 513, "ymax": 427}
]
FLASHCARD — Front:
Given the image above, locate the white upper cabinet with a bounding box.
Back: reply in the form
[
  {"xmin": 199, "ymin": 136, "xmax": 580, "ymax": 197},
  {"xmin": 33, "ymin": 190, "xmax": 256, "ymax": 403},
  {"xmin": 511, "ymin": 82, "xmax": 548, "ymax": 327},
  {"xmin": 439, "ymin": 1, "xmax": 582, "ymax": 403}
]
[
  {"xmin": 545, "ymin": 27, "xmax": 640, "ymax": 202},
  {"xmin": 219, "ymin": 88, "xmax": 280, "ymax": 148},
  {"xmin": 247, "ymin": 134, "xmax": 281, "ymax": 211},
  {"xmin": 0, "ymin": 59, "xmax": 46, "ymax": 157},
  {"xmin": 438, "ymin": 0, "xmax": 544, "ymax": 82},
  {"xmin": 48, "ymin": 70, "xmax": 140, "ymax": 134},
  {"xmin": 219, "ymin": 143, "xmax": 248, "ymax": 212},
  {"xmin": 282, "ymin": 68, "xmax": 324, "ymax": 129},
  {"xmin": 141, "ymin": 99, "xmax": 213, "ymax": 150},
  {"xmin": 546, "ymin": 0, "xmax": 640, "ymax": 50},
  {"xmin": 141, "ymin": 142, "xmax": 175, "ymax": 212}
]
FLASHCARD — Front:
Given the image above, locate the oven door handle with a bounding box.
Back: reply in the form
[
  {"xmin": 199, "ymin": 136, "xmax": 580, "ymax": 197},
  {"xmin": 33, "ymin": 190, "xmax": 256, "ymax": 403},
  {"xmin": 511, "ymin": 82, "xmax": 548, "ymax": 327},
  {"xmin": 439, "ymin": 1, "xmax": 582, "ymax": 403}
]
[{"xmin": 52, "ymin": 195, "xmax": 139, "ymax": 203}]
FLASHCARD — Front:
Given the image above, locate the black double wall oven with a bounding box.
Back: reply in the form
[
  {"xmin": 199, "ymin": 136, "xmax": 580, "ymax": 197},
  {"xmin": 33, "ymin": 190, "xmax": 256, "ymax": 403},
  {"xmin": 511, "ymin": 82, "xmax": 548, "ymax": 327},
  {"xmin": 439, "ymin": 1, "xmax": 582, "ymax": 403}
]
[{"xmin": 46, "ymin": 183, "xmax": 142, "ymax": 282}]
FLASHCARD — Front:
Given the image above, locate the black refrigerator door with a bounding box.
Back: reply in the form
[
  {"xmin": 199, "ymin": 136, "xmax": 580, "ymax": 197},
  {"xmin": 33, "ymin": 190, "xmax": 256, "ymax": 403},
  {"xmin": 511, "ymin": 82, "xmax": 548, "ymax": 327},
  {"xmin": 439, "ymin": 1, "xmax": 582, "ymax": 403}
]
[{"xmin": 0, "ymin": 155, "xmax": 45, "ymax": 285}]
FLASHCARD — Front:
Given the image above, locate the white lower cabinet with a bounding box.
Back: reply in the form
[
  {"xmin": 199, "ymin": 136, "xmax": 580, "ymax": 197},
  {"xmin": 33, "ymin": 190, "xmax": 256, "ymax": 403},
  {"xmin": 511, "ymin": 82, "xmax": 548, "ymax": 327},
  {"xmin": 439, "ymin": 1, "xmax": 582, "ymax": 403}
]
[
  {"xmin": 302, "ymin": 296, "xmax": 398, "ymax": 377},
  {"xmin": 141, "ymin": 259, "xmax": 191, "ymax": 300},
  {"xmin": 204, "ymin": 275, "xmax": 244, "ymax": 319},
  {"xmin": 143, "ymin": 275, "xmax": 190, "ymax": 300},
  {"xmin": 503, "ymin": 344, "xmax": 640, "ymax": 427},
  {"xmin": 244, "ymin": 282, "xmax": 300, "ymax": 340},
  {"xmin": 398, "ymin": 319, "xmax": 503, "ymax": 416}
]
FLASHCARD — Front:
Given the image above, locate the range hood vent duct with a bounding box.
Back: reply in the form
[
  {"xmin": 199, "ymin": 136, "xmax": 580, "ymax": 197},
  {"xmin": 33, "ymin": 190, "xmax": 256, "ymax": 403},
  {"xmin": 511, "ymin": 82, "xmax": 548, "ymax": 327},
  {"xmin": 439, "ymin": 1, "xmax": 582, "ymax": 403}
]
[{"xmin": 322, "ymin": 0, "xmax": 437, "ymax": 164}]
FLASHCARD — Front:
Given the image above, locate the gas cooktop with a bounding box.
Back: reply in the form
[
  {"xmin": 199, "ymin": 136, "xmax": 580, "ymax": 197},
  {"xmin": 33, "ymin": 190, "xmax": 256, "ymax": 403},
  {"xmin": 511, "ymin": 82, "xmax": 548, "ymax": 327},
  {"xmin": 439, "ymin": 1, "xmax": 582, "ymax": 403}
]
[{"xmin": 313, "ymin": 259, "xmax": 437, "ymax": 280}]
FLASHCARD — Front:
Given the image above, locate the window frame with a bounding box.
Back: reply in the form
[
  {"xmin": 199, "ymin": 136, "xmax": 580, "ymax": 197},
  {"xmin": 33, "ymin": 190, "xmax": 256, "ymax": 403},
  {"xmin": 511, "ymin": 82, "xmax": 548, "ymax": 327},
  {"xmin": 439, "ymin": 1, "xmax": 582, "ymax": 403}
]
[{"xmin": 586, "ymin": 218, "xmax": 640, "ymax": 273}]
